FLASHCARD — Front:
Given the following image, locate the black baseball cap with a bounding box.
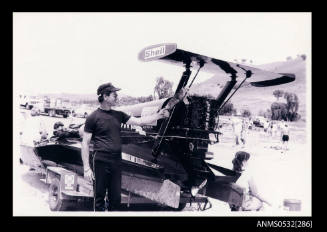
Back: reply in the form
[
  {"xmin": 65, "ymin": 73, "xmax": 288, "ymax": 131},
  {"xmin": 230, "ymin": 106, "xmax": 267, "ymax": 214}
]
[
  {"xmin": 97, "ymin": 82, "xmax": 121, "ymax": 95},
  {"xmin": 54, "ymin": 121, "xmax": 64, "ymax": 130}
]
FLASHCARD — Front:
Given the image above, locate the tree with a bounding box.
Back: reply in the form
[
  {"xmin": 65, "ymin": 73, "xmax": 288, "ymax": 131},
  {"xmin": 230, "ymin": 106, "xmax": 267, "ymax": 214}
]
[
  {"xmin": 271, "ymin": 102, "xmax": 288, "ymax": 121},
  {"xmin": 137, "ymin": 95, "xmax": 153, "ymax": 103},
  {"xmin": 154, "ymin": 76, "xmax": 173, "ymax": 100},
  {"xmin": 284, "ymin": 92, "xmax": 300, "ymax": 121},
  {"xmin": 273, "ymin": 89, "xmax": 284, "ymax": 101},
  {"xmin": 270, "ymin": 92, "xmax": 300, "ymax": 121},
  {"xmin": 219, "ymin": 102, "xmax": 235, "ymax": 116},
  {"xmin": 117, "ymin": 94, "xmax": 154, "ymax": 106},
  {"xmin": 242, "ymin": 109, "xmax": 251, "ymax": 118},
  {"xmin": 268, "ymin": 109, "xmax": 273, "ymax": 118}
]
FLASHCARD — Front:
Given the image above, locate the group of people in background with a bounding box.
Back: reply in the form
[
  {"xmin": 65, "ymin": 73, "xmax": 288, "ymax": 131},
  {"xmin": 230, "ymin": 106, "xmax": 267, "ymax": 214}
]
[{"xmin": 229, "ymin": 114, "xmax": 290, "ymax": 152}]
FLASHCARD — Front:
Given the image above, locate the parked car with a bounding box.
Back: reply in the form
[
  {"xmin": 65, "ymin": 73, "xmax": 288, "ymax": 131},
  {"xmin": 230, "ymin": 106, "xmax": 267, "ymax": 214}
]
[{"xmin": 252, "ymin": 116, "xmax": 266, "ymax": 128}]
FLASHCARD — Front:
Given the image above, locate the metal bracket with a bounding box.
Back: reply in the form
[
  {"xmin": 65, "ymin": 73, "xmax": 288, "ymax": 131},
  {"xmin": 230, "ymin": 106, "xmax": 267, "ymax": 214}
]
[{"xmin": 195, "ymin": 198, "xmax": 212, "ymax": 211}]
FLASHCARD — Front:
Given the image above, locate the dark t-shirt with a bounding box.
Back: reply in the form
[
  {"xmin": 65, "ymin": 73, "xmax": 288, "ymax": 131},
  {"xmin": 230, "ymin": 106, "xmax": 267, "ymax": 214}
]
[{"xmin": 84, "ymin": 108, "xmax": 130, "ymax": 162}]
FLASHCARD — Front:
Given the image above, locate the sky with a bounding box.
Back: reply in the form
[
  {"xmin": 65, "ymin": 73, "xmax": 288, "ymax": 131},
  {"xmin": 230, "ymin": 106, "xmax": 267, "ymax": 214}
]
[{"xmin": 13, "ymin": 12, "xmax": 311, "ymax": 97}]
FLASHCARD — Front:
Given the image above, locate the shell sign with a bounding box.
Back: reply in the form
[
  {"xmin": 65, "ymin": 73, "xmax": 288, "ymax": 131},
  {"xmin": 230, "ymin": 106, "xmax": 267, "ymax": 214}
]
[{"xmin": 138, "ymin": 43, "xmax": 177, "ymax": 62}]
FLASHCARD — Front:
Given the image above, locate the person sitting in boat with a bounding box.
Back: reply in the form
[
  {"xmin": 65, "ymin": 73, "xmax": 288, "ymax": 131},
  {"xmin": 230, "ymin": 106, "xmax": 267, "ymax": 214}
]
[{"xmin": 52, "ymin": 121, "xmax": 80, "ymax": 140}]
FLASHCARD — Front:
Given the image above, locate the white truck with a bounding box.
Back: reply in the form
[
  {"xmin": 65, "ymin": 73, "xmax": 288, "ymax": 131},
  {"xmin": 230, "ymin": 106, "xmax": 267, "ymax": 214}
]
[{"xmin": 41, "ymin": 98, "xmax": 72, "ymax": 118}]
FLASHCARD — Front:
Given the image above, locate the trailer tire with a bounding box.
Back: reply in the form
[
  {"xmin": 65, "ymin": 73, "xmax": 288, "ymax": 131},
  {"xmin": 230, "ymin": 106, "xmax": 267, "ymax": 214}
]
[
  {"xmin": 175, "ymin": 203, "xmax": 186, "ymax": 211},
  {"xmin": 166, "ymin": 203, "xmax": 186, "ymax": 211},
  {"xmin": 49, "ymin": 178, "xmax": 70, "ymax": 211}
]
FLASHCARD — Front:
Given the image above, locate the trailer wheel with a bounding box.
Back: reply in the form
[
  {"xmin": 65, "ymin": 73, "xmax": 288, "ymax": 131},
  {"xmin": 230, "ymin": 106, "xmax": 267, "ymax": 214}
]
[
  {"xmin": 175, "ymin": 203, "xmax": 186, "ymax": 211},
  {"xmin": 166, "ymin": 203, "xmax": 186, "ymax": 211},
  {"xmin": 49, "ymin": 178, "xmax": 70, "ymax": 211}
]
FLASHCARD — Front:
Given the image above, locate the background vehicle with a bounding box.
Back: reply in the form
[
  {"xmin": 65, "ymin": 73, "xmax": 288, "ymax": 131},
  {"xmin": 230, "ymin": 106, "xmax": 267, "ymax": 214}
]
[
  {"xmin": 30, "ymin": 102, "xmax": 44, "ymax": 116},
  {"xmin": 42, "ymin": 98, "xmax": 72, "ymax": 118},
  {"xmin": 252, "ymin": 116, "xmax": 267, "ymax": 128},
  {"xmin": 72, "ymin": 105, "xmax": 93, "ymax": 118},
  {"xmin": 19, "ymin": 95, "xmax": 42, "ymax": 110}
]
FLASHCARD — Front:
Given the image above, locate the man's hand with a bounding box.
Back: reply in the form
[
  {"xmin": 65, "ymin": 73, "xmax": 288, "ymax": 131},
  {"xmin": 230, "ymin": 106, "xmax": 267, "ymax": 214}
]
[
  {"xmin": 176, "ymin": 87, "xmax": 189, "ymax": 100},
  {"xmin": 158, "ymin": 109, "xmax": 170, "ymax": 119},
  {"xmin": 84, "ymin": 168, "xmax": 94, "ymax": 183}
]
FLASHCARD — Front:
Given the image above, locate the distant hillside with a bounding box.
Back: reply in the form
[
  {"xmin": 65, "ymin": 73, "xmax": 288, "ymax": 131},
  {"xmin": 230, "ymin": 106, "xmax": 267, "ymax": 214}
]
[
  {"xmin": 37, "ymin": 93, "xmax": 97, "ymax": 102},
  {"xmin": 37, "ymin": 92, "xmax": 132, "ymax": 102},
  {"xmin": 36, "ymin": 92, "xmax": 148, "ymax": 107},
  {"xmin": 190, "ymin": 57, "xmax": 307, "ymax": 119}
]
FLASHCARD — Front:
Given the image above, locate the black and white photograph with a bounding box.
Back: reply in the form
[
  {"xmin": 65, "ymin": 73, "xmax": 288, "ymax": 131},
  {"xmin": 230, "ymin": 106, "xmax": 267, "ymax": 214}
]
[{"xmin": 13, "ymin": 12, "xmax": 311, "ymax": 217}]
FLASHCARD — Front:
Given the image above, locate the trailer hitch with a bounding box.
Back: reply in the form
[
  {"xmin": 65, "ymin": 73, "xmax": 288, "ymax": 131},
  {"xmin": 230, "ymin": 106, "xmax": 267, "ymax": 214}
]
[
  {"xmin": 197, "ymin": 199, "xmax": 212, "ymax": 211},
  {"xmin": 188, "ymin": 196, "xmax": 212, "ymax": 211}
]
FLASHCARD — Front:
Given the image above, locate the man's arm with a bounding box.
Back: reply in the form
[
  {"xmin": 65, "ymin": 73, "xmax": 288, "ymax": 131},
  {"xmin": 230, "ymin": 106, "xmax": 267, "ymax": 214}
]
[
  {"xmin": 248, "ymin": 177, "xmax": 272, "ymax": 206},
  {"xmin": 126, "ymin": 108, "xmax": 169, "ymax": 126},
  {"xmin": 81, "ymin": 131, "xmax": 94, "ymax": 181}
]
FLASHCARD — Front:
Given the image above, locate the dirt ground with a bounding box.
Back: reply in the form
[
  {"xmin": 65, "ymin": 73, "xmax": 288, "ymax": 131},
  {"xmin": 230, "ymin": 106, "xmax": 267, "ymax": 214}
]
[{"xmin": 13, "ymin": 109, "xmax": 311, "ymax": 216}]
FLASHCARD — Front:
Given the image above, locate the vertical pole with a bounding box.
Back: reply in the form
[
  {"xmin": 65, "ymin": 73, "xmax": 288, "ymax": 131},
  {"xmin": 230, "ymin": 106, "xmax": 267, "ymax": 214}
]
[{"xmin": 152, "ymin": 62, "xmax": 192, "ymax": 159}]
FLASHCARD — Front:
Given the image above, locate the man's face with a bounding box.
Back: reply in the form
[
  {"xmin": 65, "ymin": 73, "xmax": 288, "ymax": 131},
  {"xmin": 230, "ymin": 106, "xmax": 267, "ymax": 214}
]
[
  {"xmin": 55, "ymin": 125, "xmax": 64, "ymax": 131},
  {"xmin": 241, "ymin": 160, "xmax": 248, "ymax": 171},
  {"xmin": 104, "ymin": 91, "xmax": 118, "ymax": 105}
]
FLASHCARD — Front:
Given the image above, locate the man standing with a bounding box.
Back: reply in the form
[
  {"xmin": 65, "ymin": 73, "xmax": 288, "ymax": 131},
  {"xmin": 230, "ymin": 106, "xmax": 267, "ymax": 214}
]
[
  {"xmin": 240, "ymin": 117, "xmax": 249, "ymax": 147},
  {"xmin": 231, "ymin": 115, "xmax": 242, "ymax": 146},
  {"xmin": 263, "ymin": 120, "xmax": 269, "ymax": 134},
  {"xmin": 280, "ymin": 123, "xmax": 290, "ymax": 152},
  {"xmin": 81, "ymin": 82, "xmax": 169, "ymax": 211}
]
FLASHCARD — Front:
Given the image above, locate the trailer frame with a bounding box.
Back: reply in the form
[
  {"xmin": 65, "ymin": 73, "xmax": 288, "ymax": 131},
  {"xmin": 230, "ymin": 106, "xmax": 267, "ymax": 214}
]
[{"xmin": 43, "ymin": 166, "xmax": 211, "ymax": 211}]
